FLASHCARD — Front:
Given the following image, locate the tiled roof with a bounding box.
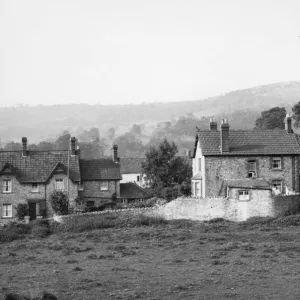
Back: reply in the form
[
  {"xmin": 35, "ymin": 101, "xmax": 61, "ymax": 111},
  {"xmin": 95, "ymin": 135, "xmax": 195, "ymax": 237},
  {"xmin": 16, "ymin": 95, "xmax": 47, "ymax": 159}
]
[
  {"xmin": 120, "ymin": 157, "xmax": 144, "ymax": 174},
  {"xmin": 226, "ymin": 179, "xmax": 271, "ymax": 190},
  {"xmin": 80, "ymin": 159, "xmax": 122, "ymax": 181},
  {"xmin": 195, "ymin": 129, "xmax": 300, "ymax": 156},
  {"xmin": 0, "ymin": 151, "xmax": 81, "ymax": 183},
  {"xmin": 120, "ymin": 182, "xmax": 151, "ymax": 199}
]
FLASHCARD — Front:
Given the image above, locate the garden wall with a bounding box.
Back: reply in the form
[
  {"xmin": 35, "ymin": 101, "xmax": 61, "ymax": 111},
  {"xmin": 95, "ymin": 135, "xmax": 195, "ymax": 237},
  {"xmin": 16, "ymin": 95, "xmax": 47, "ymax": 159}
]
[{"xmin": 154, "ymin": 195, "xmax": 300, "ymax": 222}]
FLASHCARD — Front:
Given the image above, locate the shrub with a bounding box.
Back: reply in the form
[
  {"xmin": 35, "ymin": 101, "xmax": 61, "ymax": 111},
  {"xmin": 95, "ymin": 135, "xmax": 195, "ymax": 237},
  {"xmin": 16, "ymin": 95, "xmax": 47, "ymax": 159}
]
[
  {"xmin": 50, "ymin": 191, "xmax": 69, "ymax": 215},
  {"xmin": 0, "ymin": 223, "xmax": 31, "ymax": 242},
  {"xmin": 15, "ymin": 203, "xmax": 29, "ymax": 220}
]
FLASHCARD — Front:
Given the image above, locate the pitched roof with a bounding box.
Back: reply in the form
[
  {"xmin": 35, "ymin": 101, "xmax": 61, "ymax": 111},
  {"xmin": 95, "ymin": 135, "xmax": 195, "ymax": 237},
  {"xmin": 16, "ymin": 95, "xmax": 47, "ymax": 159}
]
[
  {"xmin": 226, "ymin": 179, "xmax": 271, "ymax": 190},
  {"xmin": 80, "ymin": 158, "xmax": 122, "ymax": 181},
  {"xmin": 120, "ymin": 157, "xmax": 144, "ymax": 174},
  {"xmin": 194, "ymin": 129, "xmax": 300, "ymax": 156},
  {"xmin": 0, "ymin": 151, "xmax": 81, "ymax": 183},
  {"xmin": 120, "ymin": 182, "xmax": 151, "ymax": 199}
]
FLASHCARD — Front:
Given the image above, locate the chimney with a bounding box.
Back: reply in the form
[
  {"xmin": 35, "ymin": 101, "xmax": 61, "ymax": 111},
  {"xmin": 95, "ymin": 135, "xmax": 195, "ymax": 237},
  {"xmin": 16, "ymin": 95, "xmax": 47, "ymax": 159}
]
[
  {"xmin": 22, "ymin": 137, "xmax": 27, "ymax": 157},
  {"xmin": 76, "ymin": 146, "xmax": 81, "ymax": 157},
  {"xmin": 186, "ymin": 149, "xmax": 192, "ymax": 158},
  {"xmin": 210, "ymin": 117, "xmax": 218, "ymax": 131},
  {"xmin": 285, "ymin": 113, "xmax": 293, "ymax": 133},
  {"xmin": 70, "ymin": 137, "xmax": 76, "ymax": 155},
  {"xmin": 220, "ymin": 119, "xmax": 230, "ymax": 153},
  {"xmin": 112, "ymin": 145, "xmax": 118, "ymax": 163}
]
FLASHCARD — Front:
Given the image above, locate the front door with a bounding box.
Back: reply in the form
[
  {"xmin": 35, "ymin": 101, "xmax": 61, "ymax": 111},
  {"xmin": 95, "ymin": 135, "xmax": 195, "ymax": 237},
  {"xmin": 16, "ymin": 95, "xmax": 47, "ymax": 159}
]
[{"xmin": 28, "ymin": 202, "xmax": 37, "ymax": 221}]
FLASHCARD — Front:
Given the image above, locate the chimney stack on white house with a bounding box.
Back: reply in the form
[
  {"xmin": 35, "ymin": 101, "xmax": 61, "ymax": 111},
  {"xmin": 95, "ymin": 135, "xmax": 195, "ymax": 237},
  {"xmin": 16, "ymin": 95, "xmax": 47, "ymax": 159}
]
[
  {"xmin": 221, "ymin": 119, "xmax": 230, "ymax": 153},
  {"xmin": 22, "ymin": 137, "xmax": 27, "ymax": 157},
  {"xmin": 70, "ymin": 137, "xmax": 76, "ymax": 155},
  {"xmin": 210, "ymin": 117, "xmax": 218, "ymax": 131},
  {"xmin": 285, "ymin": 113, "xmax": 293, "ymax": 134},
  {"xmin": 112, "ymin": 145, "xmax": 119, "ymax": 163}
]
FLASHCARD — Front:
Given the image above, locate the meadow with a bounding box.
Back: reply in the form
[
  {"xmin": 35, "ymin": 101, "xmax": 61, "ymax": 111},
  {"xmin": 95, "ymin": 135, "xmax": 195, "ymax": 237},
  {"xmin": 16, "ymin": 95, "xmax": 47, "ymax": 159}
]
[{"xmin": 2, "ymin": 213, "xmax": 300, "ymax": 299}]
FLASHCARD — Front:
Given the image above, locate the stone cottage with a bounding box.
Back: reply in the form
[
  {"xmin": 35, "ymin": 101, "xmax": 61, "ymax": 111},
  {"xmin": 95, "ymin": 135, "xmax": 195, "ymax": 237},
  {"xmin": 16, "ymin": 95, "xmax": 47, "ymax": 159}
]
[
  {"xmin": 79, "ymin": 145, "xmax": 122, "ymax": 207},
  {"xmin": 191, "ymin": 115, "xmax": 300, "ymax": 201},
  {"xmin": 0, "ymin": 137, "xmax": 81, "ymax": 221}
]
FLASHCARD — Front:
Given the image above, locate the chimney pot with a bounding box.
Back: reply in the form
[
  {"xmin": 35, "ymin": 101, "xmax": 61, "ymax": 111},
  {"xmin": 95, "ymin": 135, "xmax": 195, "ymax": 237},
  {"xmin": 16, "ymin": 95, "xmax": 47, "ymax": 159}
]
[
  {"xmin": 285, "ymin": 113, "xmax": 293, "ymax": 133},
  {"xmin": 112, "ymin": 145, "xmax": 118, "ymax": 163},
  {"xmin": 209, "ymin": 117, "xmax": 218, "ymax": 131},
  {"xmin": 70, "ymin": 137, "xmax": 76, "ymax": 155},
  {"xmin": 22, "ymin": 137, "xmax": 27, "ymax": 157},
  {"xmin": 220, "ymin": 119, "xmax": 230, "ymax": 152}
]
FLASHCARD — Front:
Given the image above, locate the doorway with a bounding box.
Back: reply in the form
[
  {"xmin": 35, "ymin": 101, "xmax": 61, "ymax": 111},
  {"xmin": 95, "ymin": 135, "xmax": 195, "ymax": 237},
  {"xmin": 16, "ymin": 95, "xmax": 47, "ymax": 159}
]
[{"xmin": 28, "ymin": 202, "xmax": 37, "ymax": 221}]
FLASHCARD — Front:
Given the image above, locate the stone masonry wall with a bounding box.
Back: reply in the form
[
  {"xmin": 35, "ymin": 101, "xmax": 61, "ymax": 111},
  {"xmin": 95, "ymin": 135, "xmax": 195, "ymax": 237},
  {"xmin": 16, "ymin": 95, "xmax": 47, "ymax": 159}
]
[
  {"xmin": 156, "ymin": 194, "xmax": 300, "ymax": 222},
  {"xmin": 45, "ymin": 174, "xmax": 79, "ymax": 217},
  {"xmin": 205, "ymin": 156, "xmax": 296, "ymax": 197},
  {"xmin": 0, "ymin": 174, "xmax": 46, "ymax": 220},
  {"xmin": 82, "ymin": 180, "xmax": 120, "ymax": 206}
]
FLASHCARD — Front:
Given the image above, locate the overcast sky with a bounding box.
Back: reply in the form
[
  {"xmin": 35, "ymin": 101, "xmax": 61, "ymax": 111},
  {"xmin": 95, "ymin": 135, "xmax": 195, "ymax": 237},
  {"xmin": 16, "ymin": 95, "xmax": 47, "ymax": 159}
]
[{"xmin": 0, "ymin": 0, "xmax": 300, "ymax": 107}]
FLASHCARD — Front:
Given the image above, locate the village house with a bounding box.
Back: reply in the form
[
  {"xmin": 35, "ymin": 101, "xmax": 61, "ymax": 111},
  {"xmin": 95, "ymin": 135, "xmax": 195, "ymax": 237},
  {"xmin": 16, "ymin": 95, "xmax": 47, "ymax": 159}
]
[
  {"xmin": 120, "ymin": 157, "xmax": 146, "ymax": 187},
  {"xmin": 79, "ymin": 145, "xmax": 122, "ymax": 207},
  {"xmin": 119, "ymin": 157, "xmax": 151, "ymax": 203},
  {"xmin": 192, "ymin": 115, "xmax": 300, "ymax": 201},
  {"xmin": 0, "ymin": 137, "xmax": 81, "ymax": 221}
]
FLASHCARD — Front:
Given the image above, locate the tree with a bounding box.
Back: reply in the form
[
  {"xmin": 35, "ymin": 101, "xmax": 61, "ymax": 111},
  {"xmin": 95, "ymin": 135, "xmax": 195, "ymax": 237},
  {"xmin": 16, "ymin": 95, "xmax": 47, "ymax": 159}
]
[
  {"xmin": 254, "ymin": 107, "xmax": 286, "ymax": 130},
  {"xmin": 141, "ymin": 139, "xmax": 192, "ymax": 196},
  {"xmin": 50, "ymin": 191, "xmax": 69, "ymax": 215},
  {"xmin": 54, "ymin": 131, "xmax": 71, "ymax": 150},
  {"xmin": 292, "ymin": 102, "xmax": 300, "ymax": 127}
]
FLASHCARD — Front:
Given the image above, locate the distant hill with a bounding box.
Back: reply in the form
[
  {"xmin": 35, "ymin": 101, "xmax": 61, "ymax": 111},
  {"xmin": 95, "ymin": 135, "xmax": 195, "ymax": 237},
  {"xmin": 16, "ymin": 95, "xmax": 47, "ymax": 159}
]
[{"xmin": 0, "ymin": 81, "xmax": 299, "ymax": 144}]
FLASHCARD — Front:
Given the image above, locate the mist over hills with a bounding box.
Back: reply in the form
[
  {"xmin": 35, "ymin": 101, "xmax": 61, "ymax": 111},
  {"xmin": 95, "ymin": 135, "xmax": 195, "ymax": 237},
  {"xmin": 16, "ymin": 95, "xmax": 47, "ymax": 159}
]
[{"xmin": 0, "ymin": 81, "xmax": 299, "ymax": 146}]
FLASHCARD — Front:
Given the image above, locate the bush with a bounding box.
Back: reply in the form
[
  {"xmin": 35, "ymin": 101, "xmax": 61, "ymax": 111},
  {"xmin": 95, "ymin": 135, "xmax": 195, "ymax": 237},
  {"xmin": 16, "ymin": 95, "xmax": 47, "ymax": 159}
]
[
  {"xmin": 50, "ymin": 191, "xmax": 69, "ymax": 215},
  {"xmin": 15, "ymin": 203, "xmax": 29, "ymax": 220},
  {"xmin": 0, "ymin": 223, "xmax": 31, "ymax": 242}
]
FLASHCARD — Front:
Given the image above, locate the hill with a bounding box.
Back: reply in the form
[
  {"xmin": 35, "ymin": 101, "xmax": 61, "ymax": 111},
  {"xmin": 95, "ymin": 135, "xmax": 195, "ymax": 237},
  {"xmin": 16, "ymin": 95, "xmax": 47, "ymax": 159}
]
[{"xmin": 0, "ymin": 81, "xmax": 299, "ymax": 144}]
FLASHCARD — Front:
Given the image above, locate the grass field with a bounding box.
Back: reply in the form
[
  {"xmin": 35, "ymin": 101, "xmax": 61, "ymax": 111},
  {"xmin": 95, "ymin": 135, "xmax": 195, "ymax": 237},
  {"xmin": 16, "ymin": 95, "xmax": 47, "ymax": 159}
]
[{"xmin": 2, "ymin": 215, "xmax": 300, "ymax": 299}]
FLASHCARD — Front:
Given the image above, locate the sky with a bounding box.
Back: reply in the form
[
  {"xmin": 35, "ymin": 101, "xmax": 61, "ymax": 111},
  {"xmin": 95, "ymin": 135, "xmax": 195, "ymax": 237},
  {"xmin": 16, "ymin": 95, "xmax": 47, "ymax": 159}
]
[{"xmin": 0, "ymin": 0, "xmax": 300, "ymax": 107}]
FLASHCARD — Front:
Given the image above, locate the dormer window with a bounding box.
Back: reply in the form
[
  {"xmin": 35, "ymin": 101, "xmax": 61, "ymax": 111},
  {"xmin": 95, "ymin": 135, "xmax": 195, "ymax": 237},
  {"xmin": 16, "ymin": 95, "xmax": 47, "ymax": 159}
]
[
  {"xmin": 2, "ymin": 180, "xmax": 12, "ymax": 193},
  {"xmin": 55, "ymin": 179, "xmax": 64, "ymax": 191},
  {"xmin": 248, "ymin": 160, "xmax": 257, "ymax": 178},
  {"xmin": 32, "ymin": 183, "xmax": 39, "ymax": 193}
]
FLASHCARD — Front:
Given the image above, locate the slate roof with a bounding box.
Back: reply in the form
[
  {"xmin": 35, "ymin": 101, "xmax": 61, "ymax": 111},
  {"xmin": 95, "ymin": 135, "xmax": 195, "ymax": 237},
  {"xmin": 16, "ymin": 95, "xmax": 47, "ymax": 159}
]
[
  {"xmin": 0, "ymin": 151, "xmax": 81, "ymax": 183},
  {"xmin": 120, "ymin": 157, "xmax": 144, "ymax": 174},
  {"xmin": 80, "ymin": 159, "xmax": 122, "ymax": 181},
  {"xmin": 194, "ymin": 129, "xmax": 300, "ymax": 156},
  {"xmin": 120, "ymin": 182, "xmax": 151, "ymax": 199},
  {"xmin": 226, "ymin": 179, "xmax": 271, "ymax": 190}
]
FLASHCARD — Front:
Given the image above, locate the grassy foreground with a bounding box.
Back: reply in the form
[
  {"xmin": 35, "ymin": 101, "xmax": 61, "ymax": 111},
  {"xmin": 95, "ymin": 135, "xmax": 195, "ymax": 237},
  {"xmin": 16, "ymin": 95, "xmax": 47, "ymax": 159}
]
[{"xmin": 2, "ymin": 214, "xmax": 300, "ymax": 299}]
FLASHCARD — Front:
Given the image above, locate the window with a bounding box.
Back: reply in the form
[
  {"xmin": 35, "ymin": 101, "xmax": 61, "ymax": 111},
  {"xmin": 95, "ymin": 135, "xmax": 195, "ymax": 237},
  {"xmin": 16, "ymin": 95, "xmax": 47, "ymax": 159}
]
[
  {"xmin": 248, "ymin": 160, "xmax": 257, "ymax": 178},
  {"xmin": 2, "ymin": 180, "xmax": 12, "ymax": 193},
  {"xmin": 137, "ymin": 175, "xmax": 140, "ymax": 182},
  {"xmin": 272, "ymin": 180, "xmax": 282, "ymax": 193},
  {"xmin": 122, "ymin": 199, "xmax": 127, "ymax": 205},
  {"xmin": 238, "ymin": 190, "xmax": 250, "ymax": 201},
  {"xmin": 55, "ymin": 179, "xmax": 64, "ymax": 191},
  {"xmin": 86, "ymin": 201, "xmax": 95, "ymax": 207},
  {"xmin": 3, "ymin": 204, "xmax": 12, "ymax": 218},
  {"xmin": 100, "ymin": 181, "xmax": 109, "ymax": 191},
  {"xmin": 272, "ymin": 157, "xmax": 282, "ymax": 170},
  {"xmin": 31, "ymin": 183, "xmax": 39, "ymax": 193},
  {"xmin": 198, "ymin": 158, "xmax": 201, "ymax": 172},
  {"xmin": 195, "ymin": 182, "xmax": 201, "ymax": 197}
]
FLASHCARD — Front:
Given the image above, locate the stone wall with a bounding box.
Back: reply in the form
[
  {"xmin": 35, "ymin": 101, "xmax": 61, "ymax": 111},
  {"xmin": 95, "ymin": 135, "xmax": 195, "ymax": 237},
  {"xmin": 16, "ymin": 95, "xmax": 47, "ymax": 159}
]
[
  {"xmin": 0, "ymin": 174, "xmax": 46, "ymax": 220},
  {"xmin": 82, "ymin": 180, "xmax": 120, "ymax": 206},
  {"xmin": 205, "ymin": 155, "xmax": 296, "ymax": 197},
  {"xmin": 45, "ymin": 174, "xmax": 79, "ymax": 216},
  {"xmin": 272, "ymin": 195, "xmax": 300, "ymax": 216},
  {"xmin": 155, "ymin": 194, "xmax": 300, "ymax": 222}
]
